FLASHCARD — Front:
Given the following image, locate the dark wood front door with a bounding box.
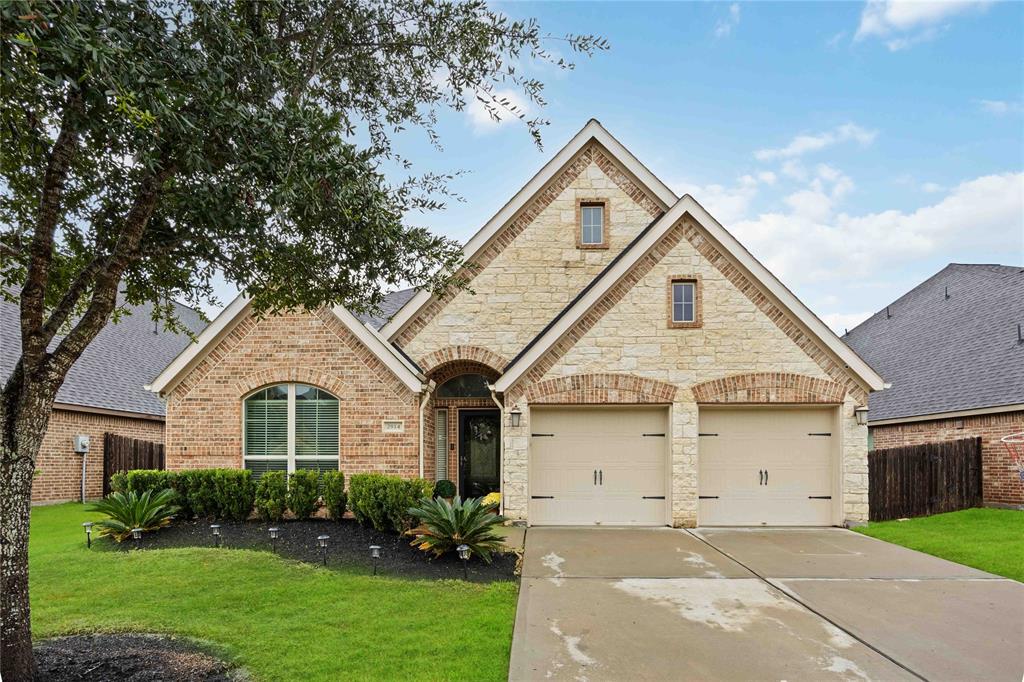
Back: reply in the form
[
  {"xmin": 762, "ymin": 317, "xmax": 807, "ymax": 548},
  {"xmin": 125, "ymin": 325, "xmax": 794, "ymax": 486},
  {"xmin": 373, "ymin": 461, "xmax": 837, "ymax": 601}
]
[{"xmin": 459, "ymin": 409, "xmax": 501, "ymax": 498}]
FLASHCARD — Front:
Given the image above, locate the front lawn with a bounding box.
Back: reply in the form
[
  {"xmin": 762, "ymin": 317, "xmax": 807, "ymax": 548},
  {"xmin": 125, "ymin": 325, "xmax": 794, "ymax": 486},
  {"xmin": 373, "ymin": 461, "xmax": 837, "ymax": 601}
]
[
  {"xmin": 854, "ymin": 507, "xmax": 1024, "ymax": 582},
  {"xmin": 29, "ymin": 503, "xmax": 518, "ymax": 680}
]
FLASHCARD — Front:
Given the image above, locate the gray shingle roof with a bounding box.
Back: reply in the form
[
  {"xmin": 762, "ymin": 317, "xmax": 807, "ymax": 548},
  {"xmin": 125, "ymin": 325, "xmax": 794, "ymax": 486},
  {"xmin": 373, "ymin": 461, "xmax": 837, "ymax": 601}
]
[
  {"xmin": 843, "ymin": 263, "xmax": 1024, "ymax": 422},
  {"xmin": 1, "ymin": 293, "xmax": 208, "ymax": 417},
  {"xmin": 354, "ymin": 288, "xmax": 417, "ymax": 330}
]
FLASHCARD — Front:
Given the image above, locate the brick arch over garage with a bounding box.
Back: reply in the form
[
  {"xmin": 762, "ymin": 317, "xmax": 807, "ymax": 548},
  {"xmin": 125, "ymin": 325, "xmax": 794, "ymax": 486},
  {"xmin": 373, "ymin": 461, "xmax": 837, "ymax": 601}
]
[
  {"xmin": 691, "ymin": 372, "xmax": 846, "ymax": 404},
  {"xmin": 522, "ymin": 373, "xmax": 678, "ymax": 405},
  {"xmin": 418, "ymin": 346, "xmax": 508, "ymax": 377},
  {"xmin": 233, "ymin": 367, "xmax": 349, "ymax": 399}
]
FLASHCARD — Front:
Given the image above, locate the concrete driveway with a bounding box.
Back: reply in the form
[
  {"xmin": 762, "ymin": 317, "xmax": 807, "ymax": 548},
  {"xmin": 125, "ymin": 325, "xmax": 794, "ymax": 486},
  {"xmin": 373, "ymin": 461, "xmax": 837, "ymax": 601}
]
[{"xmin": 509, "ymin": 527, "xmax": 1023, "ymax": 682}]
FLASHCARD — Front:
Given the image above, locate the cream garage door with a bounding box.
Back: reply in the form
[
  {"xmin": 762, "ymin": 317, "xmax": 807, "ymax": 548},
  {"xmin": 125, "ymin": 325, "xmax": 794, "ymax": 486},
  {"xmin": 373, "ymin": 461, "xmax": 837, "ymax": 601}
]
[
  {"xmin": 699, "ymin": 407, "xmax": 838, "ymax": 526},
  {"xmin": 529, "ymin": 406, "xmax": 668, "ymax": 526}
]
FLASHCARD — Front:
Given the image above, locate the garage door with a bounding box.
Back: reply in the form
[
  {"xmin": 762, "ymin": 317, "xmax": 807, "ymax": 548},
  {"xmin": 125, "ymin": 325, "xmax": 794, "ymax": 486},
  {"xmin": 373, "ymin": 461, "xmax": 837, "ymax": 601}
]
[
  {"xmin": 529, "ymin": 406, "xmax": 668, "ymax": 526},
  {"xmin": 699, "ymin": 407, "xmax": 837, "ymax": 526}
]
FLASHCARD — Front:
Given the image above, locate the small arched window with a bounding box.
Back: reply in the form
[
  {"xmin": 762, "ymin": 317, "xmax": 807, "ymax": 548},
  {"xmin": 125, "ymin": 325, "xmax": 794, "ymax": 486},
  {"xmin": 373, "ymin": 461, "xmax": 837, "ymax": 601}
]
[
  {"xmin": 243, "ymin": 383, "xmax": 339, "ymax": 477},
  {"xmin": 437, "ymin": 373, "xmax": 491, "ymax": 398}
]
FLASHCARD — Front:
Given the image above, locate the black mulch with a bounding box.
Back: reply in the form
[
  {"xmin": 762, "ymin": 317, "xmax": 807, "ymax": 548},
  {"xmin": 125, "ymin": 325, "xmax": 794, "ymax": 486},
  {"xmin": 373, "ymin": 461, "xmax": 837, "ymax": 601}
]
[
  {"xmin": 33, "ymin": 633, "xmax": 240, "ymax": 681},
  {"xmin": 107, "ymin": 517, "xmax": 519, "ymax": 583}
]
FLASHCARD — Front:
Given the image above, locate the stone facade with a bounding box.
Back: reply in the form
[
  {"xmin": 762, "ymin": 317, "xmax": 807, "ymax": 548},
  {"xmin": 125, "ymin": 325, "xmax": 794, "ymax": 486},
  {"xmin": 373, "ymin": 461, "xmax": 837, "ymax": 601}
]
[
  {"xmin": 33, "ymin": 407, "xmax": 164, "ymax": 504},
  {"xmin": 164, "ymin": 308, "xmax": 421, "ymax": 476},
  {"xmin": 871, "ymin": 410, "xmax": 1024, "ymax": 507}
]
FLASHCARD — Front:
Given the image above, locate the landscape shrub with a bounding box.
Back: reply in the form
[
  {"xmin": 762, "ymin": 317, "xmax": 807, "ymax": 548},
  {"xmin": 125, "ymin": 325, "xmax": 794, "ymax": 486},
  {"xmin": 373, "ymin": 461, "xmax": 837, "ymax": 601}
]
[
  {"xmin": 109, "ymin": 472, "xmax": 128, "ymax": 494},
  {"xmin": 123, "ymin": 470, "xmax": 177, "ymax": 495},
  {"xmin": 349, "ymin": 473, "xmax": 434, "ymax": 532},
  {"xmin": 213, "ymin": 469, "xmax": 257, "ymax": 522},
  {"xmin": 254, "ymin": 471, "xmax": 287, "ymax": 522},
  {"xmin": 322, "ymin": 471, "xmax": 347, "ymax": 520},
  {"xmin": 90, "ymin": 489, "xmax": 180, "ymax": 542},
  {"xmin": 433, "ymin": 479, "xmax": 457, "ymax": 499},
  {"xmin": 287, "ymin": 469, "xmax": 321, "ymax": 520},
  {"xmin": 408, "ymin": 495, "xmax": 505, "ymax": 562}
]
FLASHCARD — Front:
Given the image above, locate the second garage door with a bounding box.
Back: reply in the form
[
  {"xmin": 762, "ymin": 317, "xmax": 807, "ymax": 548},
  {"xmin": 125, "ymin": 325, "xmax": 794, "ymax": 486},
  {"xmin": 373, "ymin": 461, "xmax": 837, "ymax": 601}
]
[
  {"xmin": 699, "ymin": 407, "xmax": 838, "ymax": 526},
  {"xmin": 529, "ymin": 406, "xmax": 669, "ymax": 526}
]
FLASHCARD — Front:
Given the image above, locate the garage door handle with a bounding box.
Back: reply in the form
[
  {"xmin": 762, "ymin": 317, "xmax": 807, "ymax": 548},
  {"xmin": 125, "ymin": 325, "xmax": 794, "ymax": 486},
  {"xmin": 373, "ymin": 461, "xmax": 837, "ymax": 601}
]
[
  {"xmin": 642, "ymin": 495, "xmax": 665, "ymax": 499},
  {"xmin": 531, "ymin": 495, "xmax": 555, "ymax": 499},
  {"xmin": 764, "ymin": 469, "xmax": 768, "ymax": 485},
  {"xmin": 808, "ymin": 432, "xmax": 832, "ymax": 437},
  {"xmin": 699, "ymin": 495, "xmax": 719, "ymax": 499},
  {"xmin": 808, "ymin": 495, "xmax": 832, "ymax": 499},
  {"xmin": 532, "ymin": 433, "xmax": 555, "ymax": 437},
  {"xmin": 594, "ymin": 469, "xmax": 597, "ymax": 485},
  {"xmin": 599, "ymin": 469, "xmax": 603, "ymax": 485},
  {"xmin": 759, "ymin": 469, "xmax": 764, "ymax": 485},
  {"xmin": 642, "ymin": 433, "xmax": 665, "ymax": 437}
]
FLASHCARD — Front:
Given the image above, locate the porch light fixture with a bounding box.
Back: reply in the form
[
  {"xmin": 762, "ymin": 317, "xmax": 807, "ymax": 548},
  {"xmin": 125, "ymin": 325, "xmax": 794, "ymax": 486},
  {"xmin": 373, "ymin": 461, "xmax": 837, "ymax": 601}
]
[
  {"xmin": 456, "ymin": 544, "xmax": 470, "ymax": 580},
  {"xmin": 131, "ymin": 527, "xmax": 143, "ymax": 549},
  {"xmin": 854, "ymin": 405, "xmax": 869, "ymax": 427},
  {"xmin": 318, "ymin": 535, "xmax": 330, "ymax": 566},
  {"xmin": 210, "ymin": 524, "xmax": 221, "ymax": 547},
  {"xmin": 370, "ymin": 545, "xmax": 381, "ymax": 575},
  {"xmin": 509, "ymin": 406, "xmax": 522, "ymax": 428},
  {"xmin": 268, "ymin": 527, "xmax": 280, "ymax": 552},
  {"xmin": 82, "ymin": 522, "xmax": 93, "ymax": 549}
]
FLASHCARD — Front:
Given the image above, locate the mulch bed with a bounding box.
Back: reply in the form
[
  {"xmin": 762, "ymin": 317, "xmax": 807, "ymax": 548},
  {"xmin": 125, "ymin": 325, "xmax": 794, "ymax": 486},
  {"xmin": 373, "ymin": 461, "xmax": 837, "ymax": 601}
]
[
  {"xmin": 33, "ymin": 633, "xmax": 240, "ymax": 681},
  {"xmin": 107, "ymin": 517, "xmax": 519, "ymax": 583}
]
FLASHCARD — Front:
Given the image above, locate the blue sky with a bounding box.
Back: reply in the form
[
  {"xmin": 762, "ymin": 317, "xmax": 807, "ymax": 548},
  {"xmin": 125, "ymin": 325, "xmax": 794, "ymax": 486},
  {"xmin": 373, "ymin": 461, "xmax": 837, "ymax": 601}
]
[{"xmin": 211, "ymin": 0, "xmax": 1024, "ymax": 333}]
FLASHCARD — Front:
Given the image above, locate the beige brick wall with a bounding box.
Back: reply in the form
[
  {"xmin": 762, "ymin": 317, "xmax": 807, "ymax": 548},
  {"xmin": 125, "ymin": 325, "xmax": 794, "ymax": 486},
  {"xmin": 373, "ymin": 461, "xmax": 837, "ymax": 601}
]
[
  {"xmin": 33, "ymin": 408, "xmax": 164, "ymax": 504},
  {"xmin": 164, "ymin": 308, "xmax": 422, "ymax": 477}
]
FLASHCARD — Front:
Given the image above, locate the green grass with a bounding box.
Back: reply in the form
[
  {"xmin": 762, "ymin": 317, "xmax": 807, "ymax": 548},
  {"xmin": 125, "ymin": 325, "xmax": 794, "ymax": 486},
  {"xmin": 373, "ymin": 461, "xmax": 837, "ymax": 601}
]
[
  {"xmin": 854, "ymin": 507, "xmax": 1024, "ymax": 582},
  {"xmin": 29, "ymin": 503, "xmax": 518, "ymax": 681}
]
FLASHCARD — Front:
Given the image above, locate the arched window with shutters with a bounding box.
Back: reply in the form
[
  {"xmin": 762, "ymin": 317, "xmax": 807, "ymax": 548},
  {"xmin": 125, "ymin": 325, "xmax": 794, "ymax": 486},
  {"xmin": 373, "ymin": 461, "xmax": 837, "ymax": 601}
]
[{"xmin": 243, "ymin": 384, "xmax": 339, "ymax": 477}]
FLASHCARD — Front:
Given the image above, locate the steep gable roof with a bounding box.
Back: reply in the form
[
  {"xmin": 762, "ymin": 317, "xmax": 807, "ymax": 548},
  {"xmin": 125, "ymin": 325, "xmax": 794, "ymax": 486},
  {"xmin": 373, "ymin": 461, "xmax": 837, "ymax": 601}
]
[
  {"xmin": 354, "ymin": 288, "xmax": 416, "ymax": 329},
  {"xmin": 494, "ymin": 194, "xmax": 886, "ymax": 394},
  {"xmin": 843, "ymin": 263, "xmax": 1024, "ymax": 422},
  {"xmin": 379, "ymin": 119, "xmax": 678, "ymax": 341}
]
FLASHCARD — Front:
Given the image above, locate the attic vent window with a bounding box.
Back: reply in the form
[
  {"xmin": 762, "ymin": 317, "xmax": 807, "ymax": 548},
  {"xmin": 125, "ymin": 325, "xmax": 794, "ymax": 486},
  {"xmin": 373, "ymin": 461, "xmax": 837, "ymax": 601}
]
[{"xmin": 577, "ymin": 199, "xmax": 608, "ymax": 249}]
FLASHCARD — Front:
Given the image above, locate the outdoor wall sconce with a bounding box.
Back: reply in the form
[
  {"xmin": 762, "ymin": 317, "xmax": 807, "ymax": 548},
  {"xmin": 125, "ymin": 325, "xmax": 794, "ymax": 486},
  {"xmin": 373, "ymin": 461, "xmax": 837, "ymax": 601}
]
[
  {"xmin": 370, "ymin": 545, "xmax": 381, "ymax": 575},
  {"xmin": 131, "ymin": 527, "xmax": 143, "ymax": 549},
  {"xmin": 854, "ymin": 405, "xmax": 869, "ymax": 426},
  {"xmin": 457, "ymin": 543, "xmax": 470, "ymax": 580},
  {"xmin": 210, "ymin": 524, "xmax": 221, "ymax": 547},
  {"xmin": 268, "ymin": 527, "xmax": 280, "ymax": 552},
  {"xmin": 509, "ymin": 405, "xmax": 522, "ymax": 428},
  {"xmin": 82, "ymin": 522, "xmax": 93, "ymax": 549},
  {"xmin": 318, "ymin": 535, "xmax": 330, "ymax": 566}
]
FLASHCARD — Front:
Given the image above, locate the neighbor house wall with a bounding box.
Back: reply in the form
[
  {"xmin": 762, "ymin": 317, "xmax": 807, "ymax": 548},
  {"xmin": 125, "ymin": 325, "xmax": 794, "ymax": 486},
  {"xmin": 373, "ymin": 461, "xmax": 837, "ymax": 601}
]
[
  {"xmin": 871, "ymin": 410, "xmax": 1024, "ymax": 506},
  {"xmin": 33, "ymin": 407, "xmax": 164, "ymax": 504},
  {"xmin": 164, "ymin": 308, "xmax": 421, "ymax": 477}
]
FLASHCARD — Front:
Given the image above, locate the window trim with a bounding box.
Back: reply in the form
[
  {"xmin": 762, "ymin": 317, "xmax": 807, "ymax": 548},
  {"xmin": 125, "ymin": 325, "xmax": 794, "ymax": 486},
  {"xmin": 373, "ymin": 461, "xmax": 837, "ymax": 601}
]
[
  {"xmin": 576, "ymin": 198, "xmax": 609, "ymax": 249},
  {"xmin": 667, "ymin": 275, "xmax": 702, "ymax": 329},
  {"xmin": 242, "ymin": 383, "xmax": 340, "ymax": 474}
]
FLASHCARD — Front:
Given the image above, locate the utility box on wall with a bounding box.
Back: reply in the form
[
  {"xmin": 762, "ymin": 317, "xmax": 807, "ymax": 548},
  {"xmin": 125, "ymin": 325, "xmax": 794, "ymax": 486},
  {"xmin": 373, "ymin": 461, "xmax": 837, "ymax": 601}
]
[{"xmin": 72, "ymin": 434, "xmax": 90, "ymax": 454}]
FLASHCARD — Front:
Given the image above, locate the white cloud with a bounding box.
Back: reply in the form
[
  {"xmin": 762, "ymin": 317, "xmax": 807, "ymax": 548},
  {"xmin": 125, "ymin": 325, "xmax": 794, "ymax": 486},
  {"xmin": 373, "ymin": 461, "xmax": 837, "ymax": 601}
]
[
  {"xmin": 855, "ymin": 0, "xmax": 991, "ymax": 50},
  {"xmin": 921, "ymin": 182, "xmax": 944, "ymax": 193},
  {"xmin": 714, "ymin": 3, "xmax": 741, "ymax": 38},
  {"xmin": 978, "ymin": 99, "xmax": 1024, "ymax": 115},
  {"xmin": 465, "ymin": 88, "xmax": 530, "ymax": 134},
  {"xmin": 754, "ymin": 123, "xmax": 877, "ymax": 161}
]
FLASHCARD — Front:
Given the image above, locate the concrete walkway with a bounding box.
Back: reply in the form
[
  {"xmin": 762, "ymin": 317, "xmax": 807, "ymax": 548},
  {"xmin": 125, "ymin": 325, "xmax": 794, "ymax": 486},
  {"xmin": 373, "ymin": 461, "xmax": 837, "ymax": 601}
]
[{"xmin": 510, "ymin": 527, "xmax": 1023, "ymax": 682}]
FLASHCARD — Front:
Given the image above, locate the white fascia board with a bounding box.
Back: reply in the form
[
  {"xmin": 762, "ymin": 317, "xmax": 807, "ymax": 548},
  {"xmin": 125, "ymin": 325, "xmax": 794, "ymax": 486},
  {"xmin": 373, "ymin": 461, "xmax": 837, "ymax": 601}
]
[
  {"xmin": 330, "ymin": 306, "xmax": 424, "ymax": 393},
  {"xmin": 495, "ymin": 195, "xmax": 886, "ymax": 393},
  {"xmin": 380, "ymin": 119, "xmax": 678, "ymax": 340},
  {"xmin": 147, "ymin": 294, "xmax": 252, "ymax": 396}
]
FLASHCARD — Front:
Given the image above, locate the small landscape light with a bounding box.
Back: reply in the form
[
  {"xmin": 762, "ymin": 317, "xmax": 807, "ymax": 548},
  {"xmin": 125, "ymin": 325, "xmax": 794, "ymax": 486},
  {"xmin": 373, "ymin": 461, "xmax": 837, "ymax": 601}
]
[
  {"xmin": 269, "ymin": 527, "xmax": 280, "ymax": 552},
  {"xmin": 854, "ymin": 405, "xmax": 869, "ymax": 427},
  {"xmin": 369, "ymin": 545, "xmax": 381, "ymax": 576},
  {"xmin": 318, "ymin": 535, "xmax": 330, "ymax": 566},
  {"xmin": 509, "ymin": 405, "xmax": 522, "ymax": 428},
  {"xmin": 210, "ymin": 524, "xmax": 221, "ymax": 547},
  {"xmin": 82, "ymin": 522, "xmax": 93, "ymax": 549},
  {"xmin": 131, "ymin": 527, "xmax": 143, "ymax": 549},
  {"xmin": 457, "ymin": 544, "xmax": 470, "ymax": 580}
]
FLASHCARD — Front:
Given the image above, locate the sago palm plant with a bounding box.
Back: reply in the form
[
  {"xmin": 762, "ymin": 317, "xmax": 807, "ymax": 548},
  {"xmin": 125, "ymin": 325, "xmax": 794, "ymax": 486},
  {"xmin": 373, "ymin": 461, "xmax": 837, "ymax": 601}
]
[
  {"xmin": 89, "ymin": 489, "xmax": 180, "ymax": 542},
  {"xmin": 407, "ymin": 495, "xmax": 506, "ymax": 562}
]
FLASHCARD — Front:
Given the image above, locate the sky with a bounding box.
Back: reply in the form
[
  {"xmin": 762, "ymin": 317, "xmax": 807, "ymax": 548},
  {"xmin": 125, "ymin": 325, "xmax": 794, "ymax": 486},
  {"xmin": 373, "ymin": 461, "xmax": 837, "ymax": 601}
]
[{"xmin": 207, "ymin": 0, "xmax": 1024, "ymax": 334}]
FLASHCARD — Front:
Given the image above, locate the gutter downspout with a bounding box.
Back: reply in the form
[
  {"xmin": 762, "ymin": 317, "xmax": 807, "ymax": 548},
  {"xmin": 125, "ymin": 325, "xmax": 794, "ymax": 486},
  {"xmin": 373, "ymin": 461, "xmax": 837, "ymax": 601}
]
[
  {"xmin": 417, "ymin": 381, "xmax": 435, "ymax": 479},
  {"xmin": 488, "ymin": 387, "xmax": 505, "ymax": 517}
]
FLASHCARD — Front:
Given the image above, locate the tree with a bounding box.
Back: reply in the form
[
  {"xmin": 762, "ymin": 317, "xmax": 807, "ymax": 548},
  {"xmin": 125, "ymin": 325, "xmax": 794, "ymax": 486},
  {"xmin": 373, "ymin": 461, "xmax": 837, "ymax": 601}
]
[{"xmin": 0, "ymin": 1, "xmax": 606, "ymax": 677}]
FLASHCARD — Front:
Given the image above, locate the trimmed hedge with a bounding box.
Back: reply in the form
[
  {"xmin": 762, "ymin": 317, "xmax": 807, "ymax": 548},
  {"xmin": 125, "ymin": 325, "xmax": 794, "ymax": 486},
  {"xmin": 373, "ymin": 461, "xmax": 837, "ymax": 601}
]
[
  {"xmin": 105, "ymin": 468, "xmax": 254, "ymax": 521},
  {"xmin": 348, "ymin": 473, "xmax": 433, "ymax": 532},
  {"xmin": 287, "ymin": 469, "xmax": 321, "ymax": 520},
  {"xmin": 254, "ymin": 471, "xmax": 287, "ymax": 522},
  {"xmin": 322, "ymin": 471, "xmax": 347, "ymax": 520}
]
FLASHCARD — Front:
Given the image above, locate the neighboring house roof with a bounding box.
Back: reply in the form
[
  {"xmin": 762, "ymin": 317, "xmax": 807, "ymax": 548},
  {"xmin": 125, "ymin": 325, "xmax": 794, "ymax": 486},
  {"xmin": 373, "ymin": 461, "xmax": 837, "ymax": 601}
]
[
  {"xmin": 0, "ymin": 292, "xmax": 207, "ymax": 417},
  {"xmin": 147, "ymin": 297, "xmax": 424, "ymax": 396},
  {"xmin": 493, "ymin": 194, "xmax": 886, "ymax": 393},
  {"xmin": 379, "ymin": 119, "xmax": 679, "ymax": 340},
  {"xmin": 354, "ymin": 288, "xmax": 416, "ymax": 330},
  {"xmin": 843, "ymin": 263, "xmax": 1024, "ymax": 423}
]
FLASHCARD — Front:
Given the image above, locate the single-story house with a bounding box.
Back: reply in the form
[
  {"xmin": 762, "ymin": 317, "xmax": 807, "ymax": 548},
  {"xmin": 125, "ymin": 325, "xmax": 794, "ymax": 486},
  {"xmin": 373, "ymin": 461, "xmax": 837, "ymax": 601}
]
[
  {"xmin": 0, "ymin": 293, "xmax": 207, "ymax": 503},
  {"xmin": 148, "ymin": 119, "xmax": 885, "ymax": 527},
  {"xmin": 843, "ymin": 263, "xmax": 1024, "ymax": 507}
]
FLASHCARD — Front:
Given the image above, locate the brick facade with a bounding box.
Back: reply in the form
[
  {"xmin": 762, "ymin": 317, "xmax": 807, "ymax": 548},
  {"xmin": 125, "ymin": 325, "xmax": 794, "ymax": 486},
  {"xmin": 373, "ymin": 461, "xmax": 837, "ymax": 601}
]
[
  {"xmin": 871, "ymin": 410, "xmax": 1024, "ymax": 506},
  {"xmin": 33, "ymin": 407, "xmax": 164, "ymax": 504},
  {"xmin": 692, "ymin": 373, "xmax": 847, "ymax": 405}
]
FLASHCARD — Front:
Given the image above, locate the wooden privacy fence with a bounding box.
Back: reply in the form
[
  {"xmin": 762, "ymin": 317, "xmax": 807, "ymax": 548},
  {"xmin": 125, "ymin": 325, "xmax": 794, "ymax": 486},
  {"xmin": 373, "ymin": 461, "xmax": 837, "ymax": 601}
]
[
  {"xmin": 103, "ymin": 433, "xmax": 165, "ymax": 495},
  {"xmin": 868, "ymin": 437, "xmax": 982, "ymax": 521}
]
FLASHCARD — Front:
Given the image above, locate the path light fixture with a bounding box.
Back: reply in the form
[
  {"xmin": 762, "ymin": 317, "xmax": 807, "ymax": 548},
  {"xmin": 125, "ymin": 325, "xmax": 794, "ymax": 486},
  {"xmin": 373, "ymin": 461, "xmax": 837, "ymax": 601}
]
[
  {"xmin": 131, "ymin": 527, "xmax": 143, "ymax": 550},
  {"xmin": 854, "ymin": 405, "xmax": 869, "ymax": 427},
  {"xmin": 457, "ymin": 544, "xmax": 470, "ymax": 581},
  {"xmin": 210, "ymin": 524, "xmax": 221, "ymax": 547},
  {"xmin": 269, "ymin": 527, "xmax": 280, "ymax": 552},
  {"xmin": 509, "ymin": 405, "xmax": 522, "ymax": 428},
  {"xmin": 318, "ymin": 535, "xmax": 330, "ymax": 566},
  {"xmin": 82, "ymin": 522, "xmax": 93, "ymax": 549},
  {"xmin": 369, "ymin": 545, "xmax": 381, "ymax": 576}
]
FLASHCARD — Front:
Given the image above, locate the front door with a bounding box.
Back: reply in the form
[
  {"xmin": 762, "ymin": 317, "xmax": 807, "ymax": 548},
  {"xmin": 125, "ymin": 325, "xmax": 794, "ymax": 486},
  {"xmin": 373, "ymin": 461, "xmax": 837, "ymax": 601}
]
[{"xmin": 459, "ymin": 410, "xmax": 501, "ymax": 498}]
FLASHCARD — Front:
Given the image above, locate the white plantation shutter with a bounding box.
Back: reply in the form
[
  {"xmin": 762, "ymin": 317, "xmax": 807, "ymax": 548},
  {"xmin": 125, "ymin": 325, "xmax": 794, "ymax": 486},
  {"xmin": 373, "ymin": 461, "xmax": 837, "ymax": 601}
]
[
  {"xmin": 244, "ymin": 384, "xmax": 339, "ymax": 474},
  {"xmin": 295, "ymin": 387, "xmax": 339, "ymax": 459},
  {"xmin": 244, "ymin": 389, "xmax": 288, "ymax": 457}
]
